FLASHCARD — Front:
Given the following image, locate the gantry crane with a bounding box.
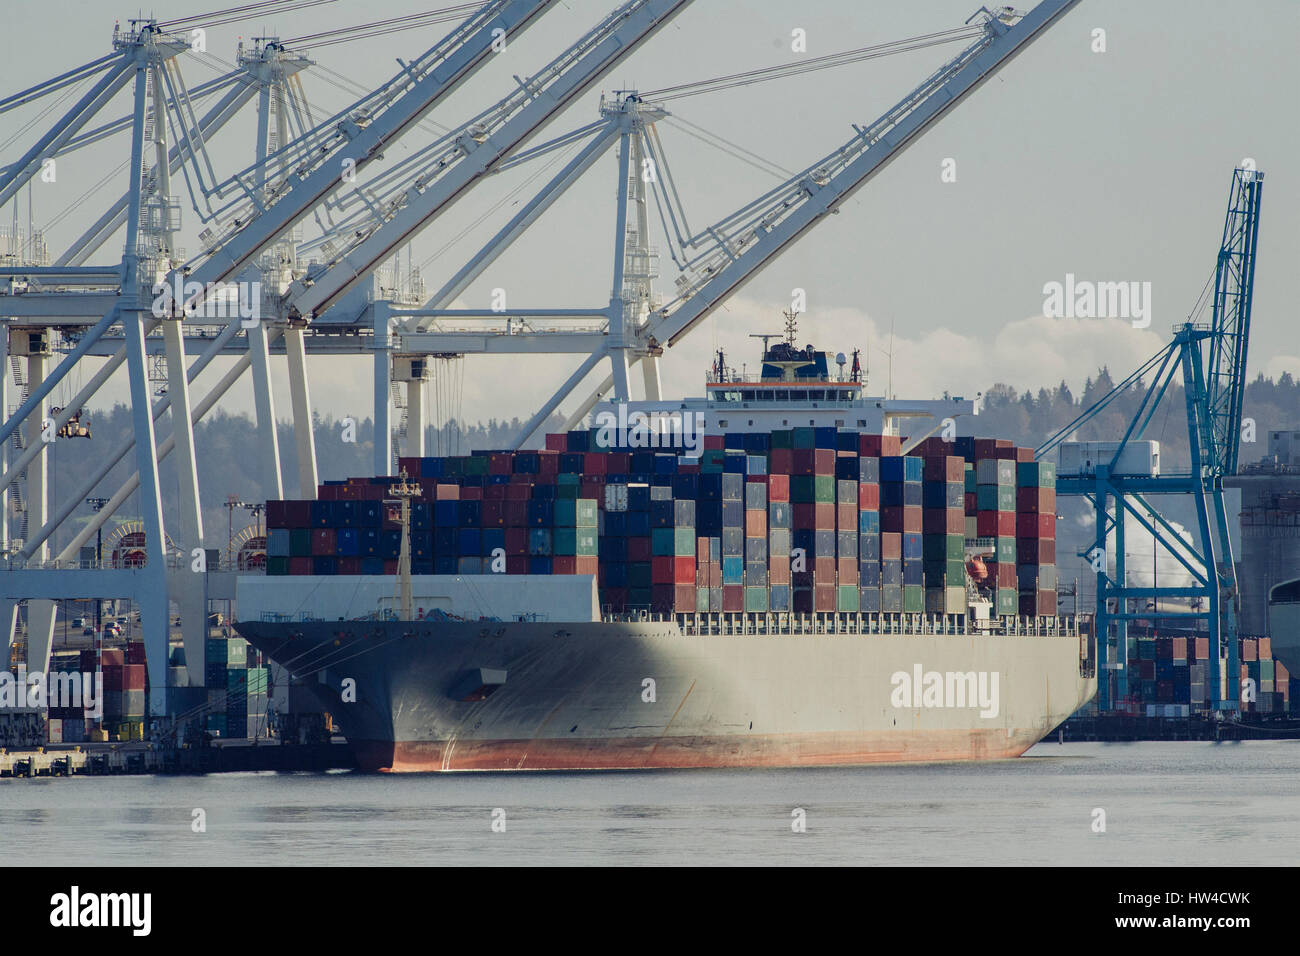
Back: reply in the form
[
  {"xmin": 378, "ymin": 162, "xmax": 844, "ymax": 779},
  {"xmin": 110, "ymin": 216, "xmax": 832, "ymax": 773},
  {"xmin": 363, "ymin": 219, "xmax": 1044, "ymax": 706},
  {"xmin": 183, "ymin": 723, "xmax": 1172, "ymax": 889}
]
[{"xmin": 1038, "ymin": 167, "xmax": 1263, "ymax": 712}]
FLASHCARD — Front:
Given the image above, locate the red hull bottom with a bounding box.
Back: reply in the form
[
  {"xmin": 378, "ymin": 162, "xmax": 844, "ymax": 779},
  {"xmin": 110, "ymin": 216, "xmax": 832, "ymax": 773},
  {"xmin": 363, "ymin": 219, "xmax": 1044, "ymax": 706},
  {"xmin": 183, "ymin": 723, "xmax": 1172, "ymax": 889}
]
[{"xmin": 351, "ymin": 730, "xmax": 1043, "ymax": 772}]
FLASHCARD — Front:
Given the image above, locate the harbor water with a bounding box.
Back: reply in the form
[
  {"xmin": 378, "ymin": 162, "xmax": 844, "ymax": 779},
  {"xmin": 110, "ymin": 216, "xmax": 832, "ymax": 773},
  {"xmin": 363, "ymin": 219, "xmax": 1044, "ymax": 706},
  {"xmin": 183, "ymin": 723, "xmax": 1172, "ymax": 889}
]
[{"xmin": 5, "ymin": 741, "xmax": 1298, "ymax": 866}]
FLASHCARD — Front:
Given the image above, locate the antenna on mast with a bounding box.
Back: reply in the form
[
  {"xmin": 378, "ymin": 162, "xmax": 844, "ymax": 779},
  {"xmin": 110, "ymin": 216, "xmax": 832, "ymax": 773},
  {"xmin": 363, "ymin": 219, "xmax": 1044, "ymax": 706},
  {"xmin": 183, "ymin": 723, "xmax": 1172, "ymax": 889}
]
[{"xmin": 782, "ymin": 308, "xmax": 800, "ymax": 346}]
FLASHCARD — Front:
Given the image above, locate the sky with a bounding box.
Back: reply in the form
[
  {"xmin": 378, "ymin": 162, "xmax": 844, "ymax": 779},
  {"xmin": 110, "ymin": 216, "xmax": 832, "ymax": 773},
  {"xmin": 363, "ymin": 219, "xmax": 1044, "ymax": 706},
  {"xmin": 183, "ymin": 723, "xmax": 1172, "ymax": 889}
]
[{"xmin": 3, "ymin": 0, "xmax": 1299, "ymax": 435}]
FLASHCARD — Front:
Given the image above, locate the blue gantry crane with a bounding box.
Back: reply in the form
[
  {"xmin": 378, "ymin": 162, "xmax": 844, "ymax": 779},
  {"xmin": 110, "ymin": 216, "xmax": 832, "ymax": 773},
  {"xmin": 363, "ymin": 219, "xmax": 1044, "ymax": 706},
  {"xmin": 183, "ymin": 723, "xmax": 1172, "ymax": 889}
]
[{"xmin": 1038, "ymin": 167, "xmax": 1263, "ymax": 713}]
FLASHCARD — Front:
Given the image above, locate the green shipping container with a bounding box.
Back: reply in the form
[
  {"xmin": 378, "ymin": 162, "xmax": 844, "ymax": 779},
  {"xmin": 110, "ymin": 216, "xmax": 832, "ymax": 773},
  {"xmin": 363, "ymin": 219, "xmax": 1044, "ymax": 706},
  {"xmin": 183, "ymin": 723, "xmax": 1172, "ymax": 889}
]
[
  {"xmin": 770, "ymin": 430, "xmax": 794, "ymax": 450},
  {"xmin": 836, "ymin": 585, "xmax": 858, "ymax": 612},
  {"xmin": 975, "ymin": 485, "xmax": 1016, "ymax": 512},
  {"xmin": 903, "ymin": 586, "xmax": 925, "ymax": 614},
  {"xmin": 1017, "ymin": 460, "xmax": 1056, "ymax": 488},
  {"xmin": 744, "ymin": 587, "xmax": 769, "ymax": 612},
  {"xmin": 553, "ymin": 528, "xmax": 598, "ymax": 556},
  {"xmin": 289, "ymin": 528, "xmax": 312, "ymax": 556},
  {"xmin": 266, "ymin": 556, "xmax": 289, "ymax": 575},
  {"xmin": 814, "ymin": 475, "xmax": 835, "ymax": 503},
  {"xmin": 554, "ymin": 499, "xmax": 598, "ymax": 527},
  {"xmin": 995, "ymin": 589, "xmax": 1017, "ymax": 616},
  {"xmin": 923, "ymin": 533, "xmax": 965, "ymax": 562},
  {"xmin": 995, "ymin": 537, "xmax": 1016, "ymax": 565},
  {"xmin": 790, "ymin": 475, "xmax": 816, "ymax": 503},
  {"xmin": 792, "ymin": 427, "xmax": 816, "ymax": 449},
  {"xmin": 674, "ymin": 527, "xmax": 695, "ymax": 556}
]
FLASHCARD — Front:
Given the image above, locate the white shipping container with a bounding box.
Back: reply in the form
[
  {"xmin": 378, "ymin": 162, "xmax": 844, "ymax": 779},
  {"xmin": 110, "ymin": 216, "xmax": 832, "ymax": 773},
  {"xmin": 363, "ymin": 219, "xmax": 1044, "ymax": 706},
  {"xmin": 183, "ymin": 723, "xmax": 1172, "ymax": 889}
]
[
  {"xmin": 1058, "ymin": 440, "xmax": 1160, "ymax": 478},
  {"xmin": 604, "ymin": 484, "xmax": 628, "ymax": 512}
]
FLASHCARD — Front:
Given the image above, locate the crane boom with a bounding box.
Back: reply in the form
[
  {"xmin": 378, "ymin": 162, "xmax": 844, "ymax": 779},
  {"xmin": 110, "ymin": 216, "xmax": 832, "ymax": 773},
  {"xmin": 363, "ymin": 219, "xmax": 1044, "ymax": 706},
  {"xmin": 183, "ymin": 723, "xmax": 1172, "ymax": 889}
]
[
  {"xmin": 1204, "ymin": 167, "xmax": 1262, "ymax": 476},
  {"xmin": 640, "ymin": 0, "xmax": 1080, "ymax": 351},
  {"xmin": 174, "ymin": 0, "xmax": 554, "ymax": 310},
  {"xmin": 286, "ymin": 0, "xmax": 694, "ymax": 320}
]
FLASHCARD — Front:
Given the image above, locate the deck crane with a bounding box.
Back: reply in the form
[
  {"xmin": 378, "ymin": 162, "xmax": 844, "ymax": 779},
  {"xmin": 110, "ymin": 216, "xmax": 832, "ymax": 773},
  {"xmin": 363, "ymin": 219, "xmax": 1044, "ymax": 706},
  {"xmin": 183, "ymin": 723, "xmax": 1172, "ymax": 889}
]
[
  {"xmin": 1037, "ymin": 167, "xmax": 1264, "ymax": 713},
  {"xmin": 454, "ymin": 0, "xmax": 1085, "ymax": 448}
]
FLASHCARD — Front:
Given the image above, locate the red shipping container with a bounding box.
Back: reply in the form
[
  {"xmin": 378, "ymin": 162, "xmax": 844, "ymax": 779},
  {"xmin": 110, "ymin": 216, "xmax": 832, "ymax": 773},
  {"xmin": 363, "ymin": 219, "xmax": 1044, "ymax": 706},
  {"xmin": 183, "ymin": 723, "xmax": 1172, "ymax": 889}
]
[
  {"xmin": 977, "ymin": 511, "xmax": 1016, "ymax": 537},
  {"xmin": 746, "ymin": 510, "xmax": 767, "ymax": 537},
  {"xmin": 504, "ymin": 555, "xmax": 528, "ymax": 574},
  {"xmin": 607, "ymin": 452, "xmax": 631, "ymax": 473},
  {"xmin": 1015, "ymin": 447, "xmax": 1035, "ymax": 463},
  {"xmin": 537, "ymin": 454, "xmax": 559, "ymax": 479},
  {"xmin": 723, "ymin": 585, "xmax": 744, "ymax": 612},
  {"xmin": 311, "ymin": 529, "xmax": 336, "ymax": 555},
  {"xmin": 627, "ymin": 537, "xmax": 652, "ymax": 562},
  {"xmin": 923, "ymin": 508, "xmax": 964, "ymax": 534},
  {"xmin": 337, "ymin": 556, "xmax": 361, "ymax": 574},
  {"xmin": 1241, "ymin": 638, "xmax": 1257, "ymax": 662},
  {"xmin": 289, "ymin": 557, "xmax": 312, "ymax": 575},
  {"xmin": 1258, "ymin": 636, "xmax": 1272, "ymax": 658},
  {"xmin": 815, "ymin": 556, "xmax": 836, "ymax": 579},
  {"xmin": 383, "ymin": 560, "xmax": 399, "ymax": 575},
  {"xmin": 481, "ymin": 502, "xmax": 505, "ymax": 527},
  {"xmin": 317, "ymin": 485, "xmax": 339, "ymax": 501},
  {"xmin": 504, "ymin": 528, "xmax": 529, "ymax": 554},
  {"xmin": 1016, "ymin": 487, "xmax": 1056, "ymax": 514},
  {"xmin": 858, "ymin": 483, "xmax": 880, "ymax": 510},
  {"xmin": 859, "ymin": 434, "xmax": 902, "ymax": 457},
  {"xmin": 1017, "ymin": 537, "xmax": 1056, "ymax": 564},
  {"xmin": 553, "ymin": 556, "xmax": 579, "ymax": 574},
  {"xmin": 503, "ymin": 501, "xmax": 528, "ymax": 526},
  {"xmin": 793, "ymin": 588, "xmax": 815, "ymax": 613},
  {"xmin": 813, "ymin": 449, "xmax": 836, "ymax": 475},
  {"xmin": 697, "ymin": 537, "xmax": 710, "ymax": 560},
  {"xmin": 791, "ymin": 449, "xmax": 816, "ymax": 476},
  {"xmin": 603, "ymin": 587, "xmax": 628, "ymax": 610},
  {"xmin": 881, "ymin": 532, "xmax": 902, "ymax": 560},
  {"xmin": 703, "ymin": 435, "xmax": 725, "ymax": 451},
  {"xmin": 460, "ymin": 486, "xmax": 483, "ymax": 501},
  {"xmin": 580, "ymin": 480, "xmax": 604, "ymax": 501},
  {"xmin": 769, "ymin": 561, "xmax": 791, "ymax": 586},
  {"xmin": 100, "ymin": 648, "xmax": 125, "ymax": 667},
  {"xmin": 125, "ymin": 642, "xmax": 146, "ymax": 665},
  {"xmin": 483, "ymin": 484, "xmax": 506, "ymax": 501},
  {"xmin": 678, "ymin": 462, "xmax": 700, "ymax": 475},
  {"xmin": 583, "ymin": 453, "xmax": 608, "ymax": 476},
  {"xmin": 836, "ymin": 557, "xmax": 856, "ymax": 581},
  {"xmin": 489, "ymin": 453, "xmax": 513, "ymax": 475},
  {"xmin": 545, "ymin": 434, "xmax": 566, "ymax": 451},
  {"xmin": 652, "ymin": 556, "xmax": 676, "ymax": 584},
  {"xmin": 769, "ymin": 448, "xmax": 794, "ymax": 475},
  {"xmin": 814, "ymin": 502, "xmax": 836, "ymax": 529},
  {"xmin": 923, "ymin": 455, "xmax": 965, "ymax": 483},
  {"xmin": 996, "ymin": 563, "xmax": 1017, "ymax": 588},
  {"xmin": 123, "ymin": 664, "xmax": 146, "ymax": 691},
  {"xmin": 1014, "ymin": 513, "xmax": 1056, "ymax": 539},
  {"xmin": 666, "ymin": 584, "xmax": 691, "ymax": 612},
  {"xmin": 504, "ymin": 484, "xmax": 531, "ymax": 500},
  {"xmin": 881, "ymin": 507, "xmax": 906, "ymax": 533},
  {"xmin": 792, "ymin": 503, "xmax": 816, "ymax": 529},
  {"xmin": 103, "ymin": 665, "xmax": 123, "ymax": 691},
  {"xmin": 837, "ymin": 503, "xmax": 856, "ymax": 531},
  {"xmin": 814, "ymin": 583, "xmax": 836, "ymax": 612},
  {"xmin": 767, "ymin": 473, "xmax": 790, "ymax": 501},
  {"xmin": 397, "ymin": 456, "xmax": 422, "ymax": 477},
  {"xmin": 673, "ymin": 556, "xmax": 696, "ymax": 584},
  {"xmin": 435, "ymin": 484, "xmax": 460, "ymax": 500}
]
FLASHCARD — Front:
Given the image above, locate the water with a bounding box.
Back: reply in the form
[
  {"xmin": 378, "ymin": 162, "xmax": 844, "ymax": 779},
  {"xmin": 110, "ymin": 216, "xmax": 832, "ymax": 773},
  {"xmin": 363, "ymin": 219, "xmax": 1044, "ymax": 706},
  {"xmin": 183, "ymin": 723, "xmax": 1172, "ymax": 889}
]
[{"xmin": 5, "ymin": 741, "xmax": 1299, "ymax": 866}]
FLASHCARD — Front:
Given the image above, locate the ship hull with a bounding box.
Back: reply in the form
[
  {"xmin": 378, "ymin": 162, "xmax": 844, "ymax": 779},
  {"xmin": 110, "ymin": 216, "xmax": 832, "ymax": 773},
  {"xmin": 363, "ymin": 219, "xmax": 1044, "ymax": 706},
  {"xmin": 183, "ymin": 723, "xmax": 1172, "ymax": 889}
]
[{"xmin": 237, "ymin": 618, "xmax": 1096, "ymax": 773}]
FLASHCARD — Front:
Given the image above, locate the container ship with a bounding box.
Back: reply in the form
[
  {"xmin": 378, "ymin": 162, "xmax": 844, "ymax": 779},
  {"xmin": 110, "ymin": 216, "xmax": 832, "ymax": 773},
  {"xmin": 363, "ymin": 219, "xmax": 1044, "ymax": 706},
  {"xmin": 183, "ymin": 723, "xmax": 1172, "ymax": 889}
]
[{"xmin": 235, "ymin": 330, "xmax": 1097, "ymax": 771}]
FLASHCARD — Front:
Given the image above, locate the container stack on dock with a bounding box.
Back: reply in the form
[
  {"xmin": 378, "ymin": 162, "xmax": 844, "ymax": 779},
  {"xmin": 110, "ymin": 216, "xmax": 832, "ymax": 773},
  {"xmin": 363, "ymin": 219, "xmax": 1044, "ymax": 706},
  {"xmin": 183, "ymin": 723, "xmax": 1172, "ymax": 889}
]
[
  {"xmin": 263, "ymin": 427, "xmax": 1063, "ymax": 632},
  {"xmin": 203, "ymin": 634, "xmax": 268, "ymax": 738},
  {"xmin": 1100, "ymin": 634, "xmax": 1298, "ymax": 717}
]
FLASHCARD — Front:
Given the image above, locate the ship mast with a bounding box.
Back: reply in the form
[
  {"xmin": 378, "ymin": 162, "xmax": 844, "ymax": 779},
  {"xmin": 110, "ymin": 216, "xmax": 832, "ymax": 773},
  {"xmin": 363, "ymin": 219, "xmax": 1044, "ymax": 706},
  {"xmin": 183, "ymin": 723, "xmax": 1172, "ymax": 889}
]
[{"xmin": 387, "ymin": 470, "xmax": 421, "ymax": 621}]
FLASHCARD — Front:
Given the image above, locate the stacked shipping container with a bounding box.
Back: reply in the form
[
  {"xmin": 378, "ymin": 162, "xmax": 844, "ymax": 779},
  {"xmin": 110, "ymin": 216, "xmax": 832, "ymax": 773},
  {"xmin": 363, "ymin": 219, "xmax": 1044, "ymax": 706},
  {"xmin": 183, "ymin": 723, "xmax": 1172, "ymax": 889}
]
[{"xmin": 264, "ymin": 428, "xmax": 1062, "ymax": 624}]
